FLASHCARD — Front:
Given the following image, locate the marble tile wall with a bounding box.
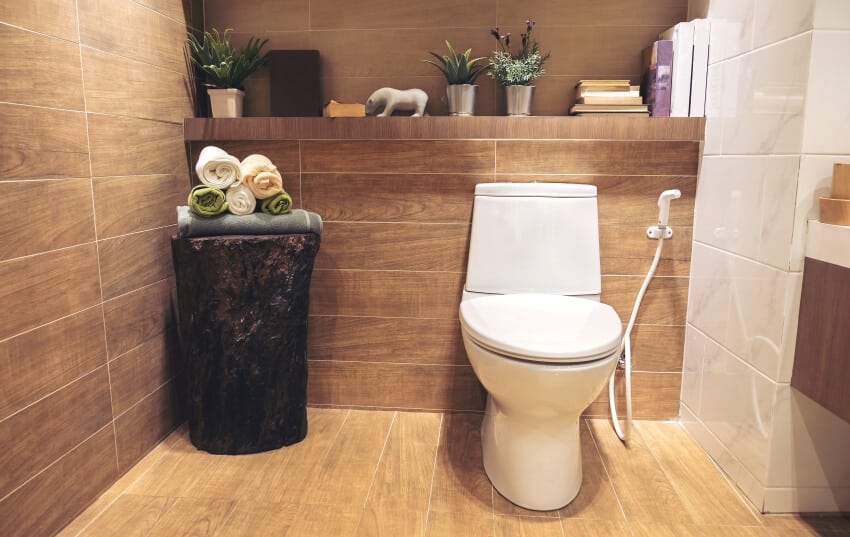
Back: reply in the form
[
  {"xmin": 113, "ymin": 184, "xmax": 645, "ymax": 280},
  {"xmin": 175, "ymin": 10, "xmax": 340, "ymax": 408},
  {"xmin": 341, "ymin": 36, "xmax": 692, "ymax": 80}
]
[{"xmin": 684, "ymin": 0, "xmax": 850, "ymax": 513}]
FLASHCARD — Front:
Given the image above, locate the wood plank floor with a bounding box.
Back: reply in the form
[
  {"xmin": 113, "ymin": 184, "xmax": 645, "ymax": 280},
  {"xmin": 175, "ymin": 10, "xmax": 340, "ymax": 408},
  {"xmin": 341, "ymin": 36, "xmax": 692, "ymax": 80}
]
[{"xmin": 59, "ymin": 409, "xmax": 850, "ymax": 537}]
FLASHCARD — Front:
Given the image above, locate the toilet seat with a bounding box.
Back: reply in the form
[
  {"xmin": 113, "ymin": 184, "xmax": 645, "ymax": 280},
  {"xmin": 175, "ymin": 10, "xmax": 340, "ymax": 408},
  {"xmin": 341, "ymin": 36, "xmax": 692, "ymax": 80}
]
[{"xmin": 459, "ymin": 294, "xmax": 622, "ymax": 363}]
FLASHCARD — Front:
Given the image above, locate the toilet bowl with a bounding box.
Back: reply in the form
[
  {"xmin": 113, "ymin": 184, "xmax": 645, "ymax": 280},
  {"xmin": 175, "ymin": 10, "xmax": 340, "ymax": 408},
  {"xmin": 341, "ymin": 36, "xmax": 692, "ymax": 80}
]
[{"xmin": 460, "ymin": 292, "xmax": 621, "ymax": 510}]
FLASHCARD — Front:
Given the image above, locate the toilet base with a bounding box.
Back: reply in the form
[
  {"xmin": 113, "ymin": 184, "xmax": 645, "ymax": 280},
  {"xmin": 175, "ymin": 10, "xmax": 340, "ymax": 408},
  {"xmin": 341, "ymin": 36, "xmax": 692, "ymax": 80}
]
[{"xmin": 480, "ymin": 396, "xmax": 583, "ymax": 511}]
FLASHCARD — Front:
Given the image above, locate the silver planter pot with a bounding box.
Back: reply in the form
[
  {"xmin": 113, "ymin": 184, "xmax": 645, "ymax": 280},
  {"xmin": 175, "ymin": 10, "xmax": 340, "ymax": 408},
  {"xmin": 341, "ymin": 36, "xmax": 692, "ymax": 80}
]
[
  {"xmin": 447, "ymin": 84, "xmax": 478, "ymax": 116},
  {"xmin": 505, "ymin": 85, "xmax": 535, "ymax": 116}
]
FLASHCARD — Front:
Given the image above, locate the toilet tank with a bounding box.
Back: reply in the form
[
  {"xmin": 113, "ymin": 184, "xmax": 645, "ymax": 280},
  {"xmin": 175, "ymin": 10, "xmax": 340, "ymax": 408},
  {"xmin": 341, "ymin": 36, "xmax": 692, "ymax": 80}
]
[{"xmin": 465, "ymin": 182, "xmax": 601, "ymax": 295}]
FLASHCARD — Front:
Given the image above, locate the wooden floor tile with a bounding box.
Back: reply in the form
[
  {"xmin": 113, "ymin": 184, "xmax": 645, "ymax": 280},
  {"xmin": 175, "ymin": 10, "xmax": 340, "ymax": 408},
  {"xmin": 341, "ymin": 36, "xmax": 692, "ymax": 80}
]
[
  {"xmin": 560, "ymin": 518, "xmax": 632, "ymax": 536},
  {"xmin": 635, "ymin": 421, "xmax": 761, "ymax": 526},
  {"xmin": 587, "ymin": 419, "xmax": 693, "ymax": 524},
  {"xmin": 144, "ymin": 497, "xmax": 236, "ymax": 537},
  {"xmin": 125, "ymin": 428, "xmax": 219, "ymax": 497},
  {"xmin": 429, "ymin": 413, "xmax": 493, "ymax": 517},
  {"xmin": 494, "ymin": 515, "xmax": 563, "ymax": 537},
  {"xmin": 366, "ymin": 412, "xmax": 442, "ymax": 512},
  {"xmin": 425, "ymin": 510, "xmax": 493, "ymax": 537},
  {"xmin": 215, "ymin": 501, "xmax": 299, "ymax": 537},
  {"xmin": 55, "ymin": 490, "xmax": 121, "ymax": 537},
  {"xmin": 303, "ymin": 410, "xmax": 396, "ymax": 506},
  {"xmin": 77, "ymin": 495, "xmax": 177, "ymax": 537},
  {"xmin": 629, "ymin": 522, "xmax": 771, "ymax": 537},
  {"xmin": 355, "ymin": 508, "xmax": 427, "ymax": 537},
  {"xmin": 287, "ymin": 504, "xmax": 363, "ymax": 537},
  {"xmin": 182, "ymin": 449, "xmax": 277, "ymax": 499},
  {"xmin": 559, "ymin": 421, "xmax": 625, "ymax": 521}
]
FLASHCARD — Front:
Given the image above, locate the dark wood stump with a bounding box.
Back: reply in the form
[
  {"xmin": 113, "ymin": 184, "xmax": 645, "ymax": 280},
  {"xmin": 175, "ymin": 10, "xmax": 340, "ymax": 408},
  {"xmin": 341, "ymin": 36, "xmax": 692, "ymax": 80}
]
[{"xmin": 171, "ymin": 233, "xmax": 320, "ymax": 454}]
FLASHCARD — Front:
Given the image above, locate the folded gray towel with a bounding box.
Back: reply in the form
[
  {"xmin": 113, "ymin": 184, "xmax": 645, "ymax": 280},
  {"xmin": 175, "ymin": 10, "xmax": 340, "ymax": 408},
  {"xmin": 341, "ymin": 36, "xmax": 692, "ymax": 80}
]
[{"xmin": 177, "ymin": 206, "xmax": 323, "ymax": 238}]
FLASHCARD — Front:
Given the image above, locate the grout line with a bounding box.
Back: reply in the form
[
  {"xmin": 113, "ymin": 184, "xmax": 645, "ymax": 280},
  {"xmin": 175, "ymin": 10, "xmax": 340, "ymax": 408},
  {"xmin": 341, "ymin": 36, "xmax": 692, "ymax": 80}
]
[
  {"xmin": 583, "ymin": 419, "xmax": 629, "ymax": 523},
  {"xmin": 362, "ymin": 411, "xmax": 399, "ymax": 508},
  {"xmin": 422, "ymin": 412, "xmax": 444, "ymax": 534}
]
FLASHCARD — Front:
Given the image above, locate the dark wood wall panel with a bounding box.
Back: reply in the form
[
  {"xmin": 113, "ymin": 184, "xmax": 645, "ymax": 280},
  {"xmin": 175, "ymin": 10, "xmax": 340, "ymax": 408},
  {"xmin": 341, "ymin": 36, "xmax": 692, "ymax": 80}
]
[
  {"xmin": 103, "ymin": 278, "xmax": 175, "ymax": 358},
  {"xmin": 0, "ymin": 0, "xmax": 80, "ymax": 41},
  {"xmin": 792, "ymin": 258, "xmax": 850, "ymax": 423},
  {"xmin": 93, "ymin": 174, "xmax": 187, "ymax": 238},
  {"xmin": 114, "ymin": 380, "xmax": 180, "ymax": 473},
  {"xmin": 109, "ymin": 333, "xmax": 176, "ymax": 416},
  {"xmin": 302, "ymin": 140, "xmax": 495, "ymax": 174},
  {"xmin": 88, "ymin": 114, "xmax": 186, "ymax": 177},
  {"xmin": 586, "ymin": 371, "xmax": 682, "ymax": 419},
  {"xmin": 99, "ymin": 226, "xmax": 177, "ymax": 300}
]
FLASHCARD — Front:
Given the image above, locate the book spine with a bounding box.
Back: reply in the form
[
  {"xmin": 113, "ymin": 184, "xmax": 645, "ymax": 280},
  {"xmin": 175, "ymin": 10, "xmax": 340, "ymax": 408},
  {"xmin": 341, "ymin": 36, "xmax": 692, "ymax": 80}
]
[{"xmin": 653, "ymin": 40, "xmax": 673, "ymax": 117}]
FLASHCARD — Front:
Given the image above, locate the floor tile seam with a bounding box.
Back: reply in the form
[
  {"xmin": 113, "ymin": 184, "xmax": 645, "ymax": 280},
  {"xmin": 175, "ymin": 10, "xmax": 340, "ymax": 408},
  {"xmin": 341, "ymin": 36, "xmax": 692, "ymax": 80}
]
[
  {"xmin": 361, "ymin": 411, "xmax": 399, "ymax": 509},
  {"xmin": 422, "ymin": 412, "xmax": 445, "ymax": 535},
  {"xmin": 209, "ymin": 498, "xmax": 240, "ymax": 537},
  {"xmin": 582, "ymin": 419, "xmax": 630, "ymax": 523}
]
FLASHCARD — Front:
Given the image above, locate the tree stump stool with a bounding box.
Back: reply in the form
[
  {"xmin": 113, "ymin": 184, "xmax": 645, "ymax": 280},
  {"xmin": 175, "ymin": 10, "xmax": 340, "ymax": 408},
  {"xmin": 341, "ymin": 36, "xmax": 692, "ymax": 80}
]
[{"xmin": 171, "ymin": 233, "xmax": 320, "ymax": 454}]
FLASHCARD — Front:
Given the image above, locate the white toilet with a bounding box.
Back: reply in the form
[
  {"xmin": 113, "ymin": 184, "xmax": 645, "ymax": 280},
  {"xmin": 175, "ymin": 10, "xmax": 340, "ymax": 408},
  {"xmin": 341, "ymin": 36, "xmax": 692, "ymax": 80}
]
[{"xmin": 459, "ymin": 182, "xmax": 623, "ymax": 511}]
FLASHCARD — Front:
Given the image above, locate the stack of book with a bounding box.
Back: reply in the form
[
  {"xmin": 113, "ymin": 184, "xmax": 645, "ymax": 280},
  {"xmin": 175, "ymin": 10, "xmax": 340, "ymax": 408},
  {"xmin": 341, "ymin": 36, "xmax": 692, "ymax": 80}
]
[{"xmin": 569, "ymin": 80, "xmax": 649, "ymax": 116}]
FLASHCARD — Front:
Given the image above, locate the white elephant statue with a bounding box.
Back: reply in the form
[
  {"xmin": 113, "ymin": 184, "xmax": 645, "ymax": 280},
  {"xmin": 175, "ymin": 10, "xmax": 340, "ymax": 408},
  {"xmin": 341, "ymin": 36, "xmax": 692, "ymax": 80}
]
[{"xmin": 365, "ymin": 88, "xmax": 428, "ymax": 117}]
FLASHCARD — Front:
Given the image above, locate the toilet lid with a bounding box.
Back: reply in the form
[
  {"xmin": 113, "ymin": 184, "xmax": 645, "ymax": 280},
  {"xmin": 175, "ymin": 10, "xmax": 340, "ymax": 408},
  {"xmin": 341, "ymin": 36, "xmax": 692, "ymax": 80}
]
[{"xmin": 459, "ymin": 294, "xmax": 623, "ymax": 363}]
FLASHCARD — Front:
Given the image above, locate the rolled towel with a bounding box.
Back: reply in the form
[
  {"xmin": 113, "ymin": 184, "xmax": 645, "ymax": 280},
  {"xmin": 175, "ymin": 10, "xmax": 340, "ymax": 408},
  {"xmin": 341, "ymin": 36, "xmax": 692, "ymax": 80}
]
[
  {"xmin": 195, "ymin": 145, "xmax": 242, "ymax": 189},
  {"xmin": 261, "ymin": 190, "xmax": 293, "ymax": 215},
  {"xmin": 225, "ymin": 184, "xmax": 257, "ymax": 216},
  {"xmin": 188, "ymin": 185, "xmax": 228, "ymax": 217},
  {"xmin": 241, "ymin": 154, "xmax": 284, "ymax": 199}
]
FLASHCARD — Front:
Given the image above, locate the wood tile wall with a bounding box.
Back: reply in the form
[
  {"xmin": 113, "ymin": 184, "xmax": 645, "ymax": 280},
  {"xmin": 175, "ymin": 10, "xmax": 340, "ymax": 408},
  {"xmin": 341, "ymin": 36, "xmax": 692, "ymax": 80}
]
[
  {"xmin": 188, "ymin": 118, "xmax": 699, "ymax": 419},
  {"xmin": 0, "ymin": 1, "xmax": 200, "ymax": 536},
  {"xmin": 201, "ymin": 0, "xmax": 687, "ymax": 116}
]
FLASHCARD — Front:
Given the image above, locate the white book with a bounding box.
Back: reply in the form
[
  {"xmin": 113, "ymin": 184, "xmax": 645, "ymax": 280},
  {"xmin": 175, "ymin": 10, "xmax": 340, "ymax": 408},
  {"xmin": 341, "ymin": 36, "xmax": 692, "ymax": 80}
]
[
  {"xmin": 689, "ymin": 19, "xmax": 711, "ymax": 117},
  {"xmin": 659, "ymin": 22, "xmax": 695, "ymax": 117}
]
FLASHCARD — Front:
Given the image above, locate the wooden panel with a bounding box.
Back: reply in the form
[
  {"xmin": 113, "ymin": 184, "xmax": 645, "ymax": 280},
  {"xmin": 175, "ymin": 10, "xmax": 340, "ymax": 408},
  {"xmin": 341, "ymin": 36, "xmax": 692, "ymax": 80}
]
[
  {"xmin": 114, "ymin": 380, "xmax": 180, "ymax": 473},
  {"xmin": 0, "ymin": 25, "xmax": 84, "ymax": 109},
  {"xmin": 204, "ymin": 0, "xmax": 309, "ymax": 31},
  {"xmin": 629, "ymin": 324, "xmax": 685, "ymax": 373},
  {"xmin": 109, "ymin": 331, "xmax": 176, "ymax": 416},
  {"xmin": 587, "ymin": 418, "xmax": 693, "ymax": 523},
  {"xmin": 308, "ymin": 315, "xmax": 467, "ymax": 365},
  {"xmin": 184, "ymin": 116, "xmax": 706, "ymax": 142},
  {"xmin": 103, "ymin": 277, "xmax": 174, "ymax": 358},
  {"xmin": 0, "ymin": 0, "xmax": 79, "ymax": 41},
  {"xmin": 559, "ymin": 520, "xmax": 633, "ymax": 537},
  {"xmin": 0, "ymin": 243, "xmax": 101, "ymax": 341},
  {"xmin": 0, "ymin": 307, "xmax": 106, "ymax": 420},
  {"xmin": 630, "ymin": 523, "xmax": 769, "ymax": 537},
  {"xmin": 88, "ymin": 114, "xmax": 187, "ymax": 177},
  {"xmin": 287, "ymin": 504, "xmax": 363, "ymax": 537},
  {"xmin": 217, "ymin": 501, "xmax": 300, "ymax": 537},
  {"xmin": 600, "ymin": 225, "xmax": 692, "ymax": 277},
  {"xmin": 355, "ymin": 509, "xmax": 426, "ymax": 537},
  {"xmin": 792, "ymin": 258, "xmax": 850, "ymax": 423},
  {"xmin": 426, "ymin": 511, "xmax": 494, "ymax": 537},
  {"xmin": 78, "ymin": 0, "xmax": 188, "ymax": 74},
  {"xmin": 316, "ymin": 222, "xmax": 469, "ymax": 271},
  {"xmin": 301, "ymin": 173, "xmax": 481, "ymax": 223},
  {"xmin": 312, "ymin": 0, "xmax": 492, "ymax": 29},
  {"xmin": 134, "ymin": 0, "xmax": 192, "ymax": 23},
  {"xmin": 0, "ymin": 426, "xmax": 118, "ymax": 537},
  {"xmin": 310, "ymin": 269, "xmax": 464, "ymax": 318},
  {"xmin": 304, "ymin": 409, "xmax": 395, "ymax": 506},
  {"xmin": 301, "ymin": 140, "xmax": 494, "ymax": 174},
  {"xmin": 635, "ymin": 421, "xmax": 761, "ymax": 526},
  {"xmin": 78, "ymin": 494, "xmax": 178, "ymax": 537},
  {"xmin": 366, "ymin": 412, "xmax": 442, "ymax": 512},
  {"xmin": 602, "ymin": 276, "xmax": 689, "ymax": 325},
  {"xmin": 308, "ymin": 361, "xmax": 485, "ymax": 411},
  {"xmin": 0, "ymin": 103, "xmax": 89, "ymax": 180},
  {"xmin": 0, "ymin": 178, "xmax": 95, "ymax": 262},
  {"xmin": 429, "ymin": 413, "xmax": 492, "ymax": 516},
  {"xmin": 494, "ymin": 516, "xmax": 564, "ymax": 537},
  {"xmin": 0, "ymin": 367, "xmax": 112, "ymax": 499},
  {"xmin": 495, "ymin": 175, "xmax": 697, "ymax": 226},
  {"xmin": 145, "ymin": 497, "xmax": 236, "ymax": 537},
  {"xmin": 496, "ymin": 140, "xmax": 699, "ymax": 176},
  {"xmin": 585, "ymin": 371, "xmax": 682, "ymax": 420},
  {"xmin": 99, "ymin": 225, "xmax": 176, "ymax": 300},
  {"xmin": 93, "ymin": 174, "xmax": 186, "ymax": 239},
  {"xmin": 498, "ymin": 0, "xmax": 686, "ymax": 27},
  {"xmin": 81, "ymin": 47, "xmax": 192, "ymax": 123}
]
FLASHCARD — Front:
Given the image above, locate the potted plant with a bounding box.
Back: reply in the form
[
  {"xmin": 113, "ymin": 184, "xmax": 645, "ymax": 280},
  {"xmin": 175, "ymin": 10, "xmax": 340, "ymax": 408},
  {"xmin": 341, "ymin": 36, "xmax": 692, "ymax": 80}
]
[
  {"xmin": 488, "ymin": 20, "xmax": 549, "ymax": 116},
  {"xmin": 424, "ymin": 41, "xmax": 488, "ymax": 116},
  {"xmin": 186, "ymin": 28, "xmax": 269, "ymax": 118}
]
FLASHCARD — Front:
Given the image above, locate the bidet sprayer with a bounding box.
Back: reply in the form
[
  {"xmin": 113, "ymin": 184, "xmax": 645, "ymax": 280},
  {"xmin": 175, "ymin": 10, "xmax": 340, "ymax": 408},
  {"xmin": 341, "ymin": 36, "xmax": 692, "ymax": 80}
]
[{"xmin": 657, "ymin": 189, "xmax": 682, "ymax": 228}]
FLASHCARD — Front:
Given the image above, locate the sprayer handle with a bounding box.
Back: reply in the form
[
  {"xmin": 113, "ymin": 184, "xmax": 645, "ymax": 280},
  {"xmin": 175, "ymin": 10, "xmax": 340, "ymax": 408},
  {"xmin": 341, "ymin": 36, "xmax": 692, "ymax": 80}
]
[{"xmin": 657, "ymin": 189, "xmax": 682, "ymax": 227}]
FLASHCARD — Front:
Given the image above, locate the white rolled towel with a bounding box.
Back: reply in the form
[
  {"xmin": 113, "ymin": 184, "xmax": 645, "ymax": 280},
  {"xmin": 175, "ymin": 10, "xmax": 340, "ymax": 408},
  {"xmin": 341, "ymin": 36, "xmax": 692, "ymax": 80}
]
[
  {"xmin": 195, "ymin": 145, "xmax": 242, "ymax": 189},
  {"xmin": 225, "ymin": 184, "xmax": 256, "ymax": 216}
]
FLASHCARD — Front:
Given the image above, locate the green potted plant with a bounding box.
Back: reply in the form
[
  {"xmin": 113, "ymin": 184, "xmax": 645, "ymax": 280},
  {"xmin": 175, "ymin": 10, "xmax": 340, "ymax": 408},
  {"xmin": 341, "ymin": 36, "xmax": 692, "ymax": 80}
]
[
  {"xmin": 186, "ymin": 28, "xmax": 269, "ymax": 118},
  {"xmin": 488, "ymin": 20, "xmax": 549, "ymax": 116},
  {"xmin": 424, "ymin": 40, "xmax": 488, "ymax": 116}
]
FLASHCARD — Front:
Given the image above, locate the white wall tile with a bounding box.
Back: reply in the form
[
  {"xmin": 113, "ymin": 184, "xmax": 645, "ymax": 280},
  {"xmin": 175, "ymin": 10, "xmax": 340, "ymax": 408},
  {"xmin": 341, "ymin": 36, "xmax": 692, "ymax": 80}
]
[
  {"xmin": 757, "ymin": 156, "xmax": 799, "ymax": 269},
  {"xmin": 802, "ymin": 31, "xmax": 850, "ymax": 154},
  {"xmin": 790, "ymin": 156, "xmax": 840, "ymax": 271},
  {"xmin": 681, "ymin": 324, "xmax": 707, "ymax": 413},
  {"xmin": 763, "ymin": 486, "xmax": 850, "ymax": 513},
  {"xmin": 814, "ymin": 0, "xmax": 850, "ymax": 30},
  {"xmin": 687, "ymin": 242, "xmax": 732, "ymax": 343},
  {"xmin": 753, "ymin": 0, "xmax": 814, "ymax": 48},
  {"xmin": 680, "ymin": 402, "xmax": 744, "ymax": 485},
  {"xmin": 703, "ymin": 63, "xmax": 724, "ymax": 155},
  {"xmin": 721, "ymin": 33, "xmax": 810, "ymax": 155},
  {"xmin": 700, "ymin": 339, "xmax": 777, "ymax": 483},
  {"xmin": 777, "ymin": 272, "xmax": 802, "ymax": 383},
  {"xmin": 706, "ymin": 0, "xmax": 756, "ymax": 63}
]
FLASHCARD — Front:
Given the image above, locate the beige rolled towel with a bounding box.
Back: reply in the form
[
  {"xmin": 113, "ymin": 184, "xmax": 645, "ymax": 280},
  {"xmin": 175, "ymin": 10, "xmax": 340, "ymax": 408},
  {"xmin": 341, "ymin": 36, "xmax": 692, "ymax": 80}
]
[
  {"xmin": 195, "ymin": 145, "xmax": 242, "ymax": 189},
  {"xmin": 240, "ymin": 154, "xmax": 284, "ymax": 199},
  {"xmin": 225, "ymin": 184, "xmax": 257, "ymax": 215}
]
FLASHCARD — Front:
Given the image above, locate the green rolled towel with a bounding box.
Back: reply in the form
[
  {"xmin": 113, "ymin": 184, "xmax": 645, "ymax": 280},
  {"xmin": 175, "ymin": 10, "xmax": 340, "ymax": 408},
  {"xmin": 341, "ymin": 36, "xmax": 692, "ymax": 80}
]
[
  {"xmin": 261, "ymin": 190, "xmax": 293, "ymax": 215},
  {"xmin": 188, "ymin": 185, "xmax": 228, "ymax": 217}
]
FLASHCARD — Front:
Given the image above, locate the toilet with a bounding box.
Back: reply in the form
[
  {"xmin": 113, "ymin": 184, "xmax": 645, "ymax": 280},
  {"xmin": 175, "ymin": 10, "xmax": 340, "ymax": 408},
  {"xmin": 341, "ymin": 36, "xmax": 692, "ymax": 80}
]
[{"xmin": 459, "ymin": 182, "xmax": 623, "ymax": 511}]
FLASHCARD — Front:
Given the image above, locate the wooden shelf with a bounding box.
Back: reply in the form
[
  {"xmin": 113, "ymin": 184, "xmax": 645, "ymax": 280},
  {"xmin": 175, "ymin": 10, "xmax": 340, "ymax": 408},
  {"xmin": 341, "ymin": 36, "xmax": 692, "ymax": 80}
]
[{"xmin": 184, "ymin": 116, "xmax": 705, "ymax": 142}]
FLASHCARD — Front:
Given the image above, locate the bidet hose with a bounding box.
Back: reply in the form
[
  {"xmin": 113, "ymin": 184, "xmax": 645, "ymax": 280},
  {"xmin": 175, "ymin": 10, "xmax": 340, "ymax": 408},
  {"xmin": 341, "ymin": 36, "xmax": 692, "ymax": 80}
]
[{"xmin": 608, "ymin": 235, "xmax": 666, "ymax": 442}]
